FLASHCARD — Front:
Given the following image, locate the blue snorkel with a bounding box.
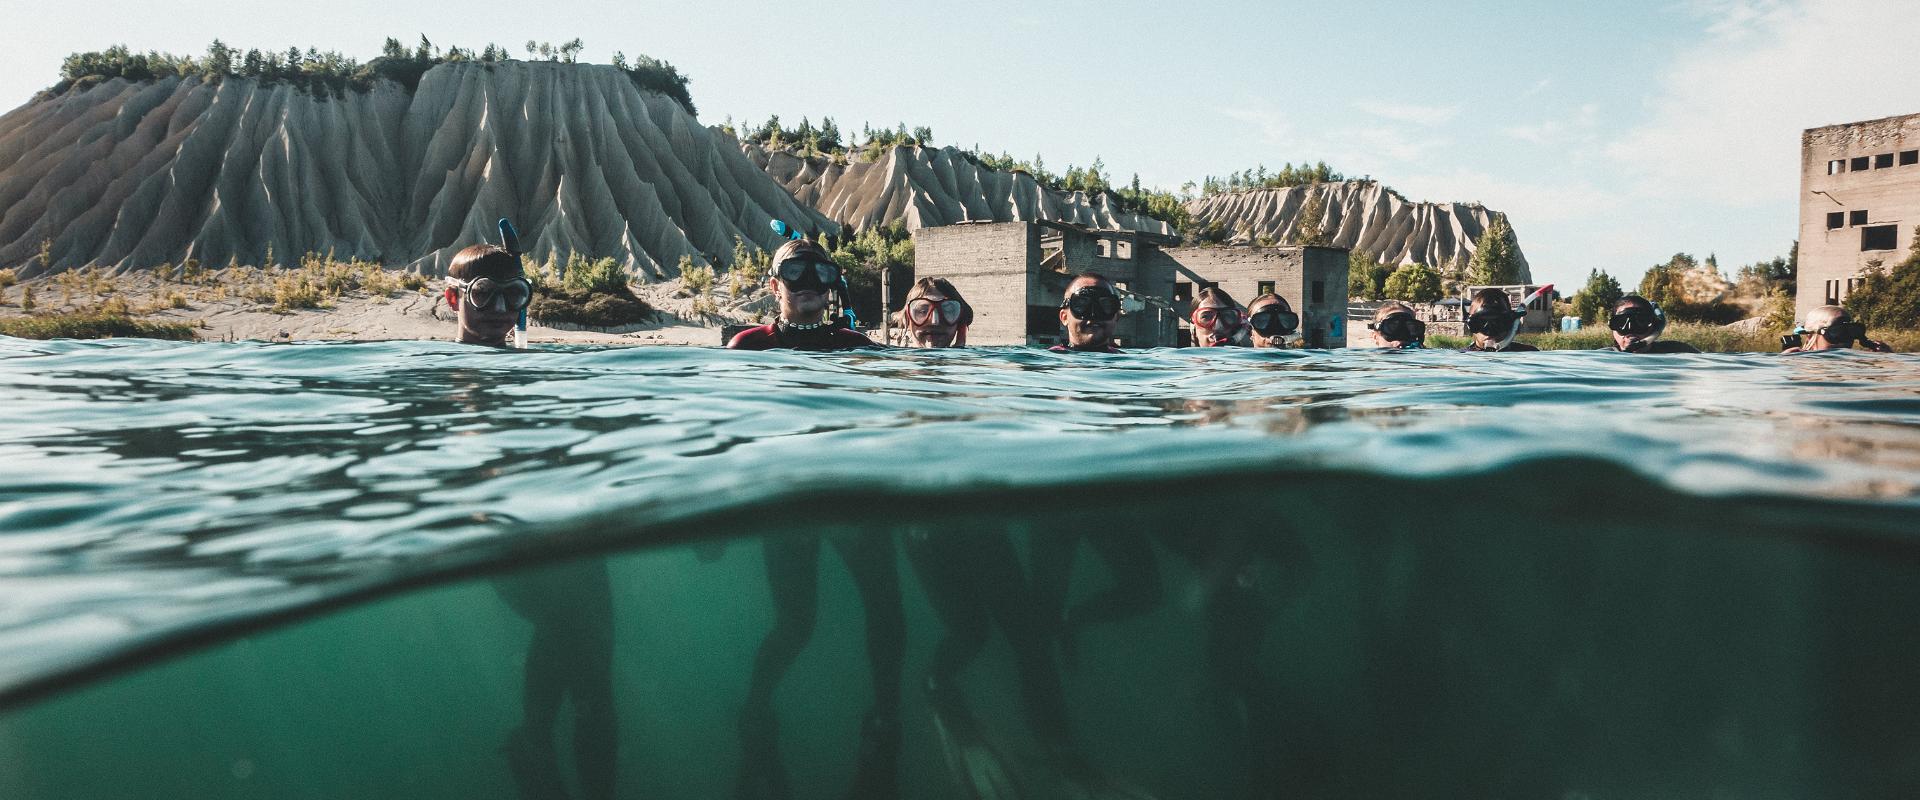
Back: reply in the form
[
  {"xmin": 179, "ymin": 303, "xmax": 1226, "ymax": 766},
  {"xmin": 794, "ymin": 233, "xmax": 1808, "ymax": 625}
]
[
  {"xmin": 498, "ymin": 218, "xmax": 527, "ymax": 349},
  {"xmin": 769, "ymin": 220, "xmax": 857, "ymax": 330}
]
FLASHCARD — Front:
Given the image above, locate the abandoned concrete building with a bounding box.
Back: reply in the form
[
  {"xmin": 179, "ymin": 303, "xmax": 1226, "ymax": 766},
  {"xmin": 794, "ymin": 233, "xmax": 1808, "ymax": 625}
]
[
  {"xmin": 911, "ymin": 220, "xmax": 1350, "ymax": 348},
  {"xmin": 1799, "ymin": 113, "xmax": 1920, "ymax": 321}
]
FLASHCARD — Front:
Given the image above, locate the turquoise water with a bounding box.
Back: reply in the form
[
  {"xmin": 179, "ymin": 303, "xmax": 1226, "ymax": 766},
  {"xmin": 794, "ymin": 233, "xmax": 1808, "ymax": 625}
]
[{"xmin": 2, "ymin": 338, "xmax": 1919, "ymax": 798}]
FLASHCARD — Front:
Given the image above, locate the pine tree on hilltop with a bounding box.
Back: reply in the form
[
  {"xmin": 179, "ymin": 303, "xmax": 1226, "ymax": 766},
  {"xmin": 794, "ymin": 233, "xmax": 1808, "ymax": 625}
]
[
  {"xmin": 1290, "ymin": 190, "xmax": 1330, "ymax": 247},
  {"xmin": 1467, "ymin": 214, "xmax": 1521, "ymax": 285}
]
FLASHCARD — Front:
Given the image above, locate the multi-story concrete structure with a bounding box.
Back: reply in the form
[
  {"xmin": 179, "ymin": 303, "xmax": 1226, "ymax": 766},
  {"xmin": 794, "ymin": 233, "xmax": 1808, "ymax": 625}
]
[
  {"xmin": 1800, "ymin": 113, "xmax": 1920, "ymax": 320},
  {"xmin": 912, "ymin": 220, "xmax": 1348, "ymax": 348}
]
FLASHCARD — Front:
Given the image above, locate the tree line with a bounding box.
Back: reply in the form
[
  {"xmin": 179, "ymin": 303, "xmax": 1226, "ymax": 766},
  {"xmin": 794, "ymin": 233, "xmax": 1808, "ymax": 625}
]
[{"xmin": 49, "ymin": 37, "xmax": 695, "ymax": 114}]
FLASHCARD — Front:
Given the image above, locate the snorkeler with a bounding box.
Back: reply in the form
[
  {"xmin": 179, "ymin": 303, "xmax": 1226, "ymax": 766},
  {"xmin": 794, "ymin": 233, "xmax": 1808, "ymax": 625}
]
[
  {"xmin": 442, "ymin": 243, "xmax": 618, "ymax": 800},
  {"xmin": 1461, "ymin": 288, "xmax": 1540, "ymax": 352},
  {"xmin": 1191, "ymin": 286, "xmax": 1249, "ymax": 347},
  {"xmin": 728, "ymin": 238, "xmax": 875, "ymax": 351},
  {"xmin": 1782, "ymin": 305, "xmax": 1894, "ymax": 353},
  {"xmin": 1052, "ymin": 273, "xmax": 1125, "ymax": 353},
  {"xmin": 895, "ymin": 277, "xmax": 972, "ymax": 348},
  {"xmin": 1606, "ymin": 295, "xmax": 1701, "ymax": 353},
  {"xmin": 1245, "ymin": 293, "xmax": 1300, "ymax": 349},
  {"xmin": 1368, "ymin": 302, "xmax": 1426, "ymax": 349},
  {"xmin": 443, "ymin": 244, "xmax": 534, "ymax": 347}
]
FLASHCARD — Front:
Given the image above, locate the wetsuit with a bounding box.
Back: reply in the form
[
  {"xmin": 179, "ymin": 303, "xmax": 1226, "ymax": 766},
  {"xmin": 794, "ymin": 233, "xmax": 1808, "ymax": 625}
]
[
  {"xmin": 1049, "ymin": 343, "xmax": 1124, "ymax": 354},
  {"xmin": 1462, "ymin": 342, "xmax": 1541, "ymax": 352},
  {"xmin": 728, "ymin": 322, "xmax": 875, "ymax": 351},
  {"xmin": 1610, "ymin": 340, "xmax": 1701, "ymax": 353}
]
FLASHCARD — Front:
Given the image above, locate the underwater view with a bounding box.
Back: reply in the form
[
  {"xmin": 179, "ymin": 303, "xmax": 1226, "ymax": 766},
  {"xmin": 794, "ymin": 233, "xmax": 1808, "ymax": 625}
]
[{"xmin": 2, "ymin": 340, "xmax": 1919, "ymax": 799}]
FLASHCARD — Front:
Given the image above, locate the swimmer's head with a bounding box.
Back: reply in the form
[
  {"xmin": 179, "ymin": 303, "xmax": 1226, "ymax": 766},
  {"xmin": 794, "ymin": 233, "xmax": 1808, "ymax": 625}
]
[
  {"xmin": 445, "ymin": 244, "xmax": 527, "ymax": 347},
  {"xmin": 1608, "ymin": 295, "xmax": 1666, "ymax": 352},
  {"xmin": 768, "ymin": 238, "xmax": 836, "ymax": 324},
  {"xmin": 1059, "ymin": 272, "xmax": 1120, "ymax": 350},
  {"xmin": 1246, "ymin": 293, "xmax": 1298, "ymax": 348},
  {"xmin": 1192, "ymin": 286, "xmax": 1246, "ymax": 346},
  {"xmin": 897, "ymin": 276, "xmax": 971, "ymax": 348}
]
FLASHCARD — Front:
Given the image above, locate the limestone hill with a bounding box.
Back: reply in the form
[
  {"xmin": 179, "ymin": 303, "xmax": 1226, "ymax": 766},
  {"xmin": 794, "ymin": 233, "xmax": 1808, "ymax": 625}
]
[
  {"xmin": 745, "ymin": 144, "xmax": 1175, "ymax": 237},
  {"xmin": 0, "ymin": 61, "xmax": 829, "ymax": 277},
  {"xmin": 1185, "ymin": 183, "xmax": 1530, "ymax": 281}
]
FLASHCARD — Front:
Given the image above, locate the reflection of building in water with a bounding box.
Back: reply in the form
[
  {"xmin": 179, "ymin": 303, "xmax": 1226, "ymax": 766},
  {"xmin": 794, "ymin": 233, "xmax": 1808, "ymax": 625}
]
[
  {"xmin": 1799, "ymin": 113, "xmax": 1920, "ymax": 321},
  {"xmin": 912, "ymin": 221, "xmax": 1349, "ymax": 348}
]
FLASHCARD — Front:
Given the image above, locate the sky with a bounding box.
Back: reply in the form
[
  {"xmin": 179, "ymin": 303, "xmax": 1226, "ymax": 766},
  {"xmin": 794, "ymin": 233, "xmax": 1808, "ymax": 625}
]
[{"xmin": 3, "ymin": 0, "xmax": 1918, "ymax": 289}]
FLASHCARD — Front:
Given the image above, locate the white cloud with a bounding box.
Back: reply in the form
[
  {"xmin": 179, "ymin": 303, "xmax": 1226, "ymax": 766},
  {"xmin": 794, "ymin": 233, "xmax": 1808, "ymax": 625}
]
[
  {"xmin": 1608, "ymin": 0, "xmax": 1920, "ymax": 207},
  {"xmin": 1353, "ymin": 100, "xmax": 1461, "ymax": 127}
]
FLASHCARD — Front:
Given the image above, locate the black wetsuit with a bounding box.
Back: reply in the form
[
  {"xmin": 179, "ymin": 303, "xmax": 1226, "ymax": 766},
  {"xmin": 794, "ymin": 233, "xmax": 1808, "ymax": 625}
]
[
  {"xmin": 1462, "ymin": 342, "xmax": 1541, "ymax": 352},
  {"xmin": 728, "ymin": 322, "xmax": 875, "ymax": 351}
]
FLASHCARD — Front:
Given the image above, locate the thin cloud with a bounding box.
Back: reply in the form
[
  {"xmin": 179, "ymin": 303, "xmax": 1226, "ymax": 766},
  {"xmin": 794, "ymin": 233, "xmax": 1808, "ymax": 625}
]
[{"xmin": 1353, "ymin": 100, "xmax": 1461, "ymax": 127}]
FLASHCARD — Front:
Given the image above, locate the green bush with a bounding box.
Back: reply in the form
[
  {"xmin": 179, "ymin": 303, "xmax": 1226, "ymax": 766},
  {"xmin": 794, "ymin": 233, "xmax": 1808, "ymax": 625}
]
[
  {"xmin": 1382, "ymin": 263, "xmax": 1442, "ymax": 303},
  {"xmin": 1570, "ymin": 269, "xmax": 1623, "ymax": 324},
  {"xmin": 1846, "ymin": 233, "xmax": 1920, "ymax": 330}
]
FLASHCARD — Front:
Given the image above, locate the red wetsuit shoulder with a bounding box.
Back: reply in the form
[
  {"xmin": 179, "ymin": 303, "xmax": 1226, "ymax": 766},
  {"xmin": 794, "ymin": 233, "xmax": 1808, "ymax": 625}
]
[{"xmin": 727, "ymin": 324, "xmax": 780, "ymax": 350}]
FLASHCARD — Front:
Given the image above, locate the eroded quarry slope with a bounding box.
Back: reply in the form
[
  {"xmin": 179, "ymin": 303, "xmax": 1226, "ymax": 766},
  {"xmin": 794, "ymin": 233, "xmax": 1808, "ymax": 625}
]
[
  {"xmin": 1186, "ymin": 183, "xmax": 1530, "ymax": 281},
  {"xmin": 746, "ymin": 144, "xmax": 1175, "ymax": 237},
  {"xmin": 0, "ymin": 62, "xmax": 829, "ymax": 277}
]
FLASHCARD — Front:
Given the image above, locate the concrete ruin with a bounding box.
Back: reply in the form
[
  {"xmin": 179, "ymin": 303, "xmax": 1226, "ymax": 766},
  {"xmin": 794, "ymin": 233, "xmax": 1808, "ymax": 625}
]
[
  {"xmin": 1799, "ymin": 113, "xmax": 1920, "ymax": 320},
  {"xmin": 912, "ymin": 220, "xmax": 1349, "ymax": 348}
]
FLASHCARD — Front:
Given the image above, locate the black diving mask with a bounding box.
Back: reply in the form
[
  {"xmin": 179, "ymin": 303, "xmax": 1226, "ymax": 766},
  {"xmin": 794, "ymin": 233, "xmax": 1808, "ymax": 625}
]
[
  {"xmin": 1815, "ymin": 319, "xmax": 1867, "ymax": 345},
  {"xmin": 1465, "ymin": 310, "xmax": 1520, "ymax": 338},
  {"xmin": 775, "ymin": 258, "xmax": 841, "ymax": 294},
  {"xmin": 1062, "ymin": 286, "xmax": 1122, "ymax": 322},
  {"xmin": 1248, "ymin": 307, "xmax": 1299, "ymax": 337},
  {"xmin": 1609, "ymin": 307, "xmax": 1665, "ymax": 337},
  {"xmin": 1370, "ymin": 312, "xmax": 1425, "ymax": 346}
]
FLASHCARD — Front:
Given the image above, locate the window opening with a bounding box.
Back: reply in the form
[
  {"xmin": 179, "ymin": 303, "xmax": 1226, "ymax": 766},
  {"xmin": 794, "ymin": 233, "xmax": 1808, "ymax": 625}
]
[
  {"xmin": 1257, "ymin": 280, "xmax": 1276, "ymax": 297},
  {"xmin": 1851, "ymin": 156, "xmax": 1871, "ymax": 171},
  {"xmin": 1827, "ymin": 212, "xmax": 1845, "ymax": 230},
  {"xmin": 1173, "ymin": 282, "xmax": 1192, "ymax": 303},
  {"xmin": 1311, "ymin": 280, "xmax": 1325, "ymax": 303},
  {"xmin": 1850, "ymin": 209, "xmax": 1869, "ymax": 227},
  {"xmin": 1861, "ymin": 224, "xmax": 1898, "ymax": 251},
  {"xmin": 1875, "ymin": 153, "xmax": 1895, "ymax": 169},
  {"xmin": 1829, "ymin": 159, "xmax": 1847, "ymax": 175},
  {"xmin": 1902, "ymin": 150, "xmax": 1919, "ymax": 166}
]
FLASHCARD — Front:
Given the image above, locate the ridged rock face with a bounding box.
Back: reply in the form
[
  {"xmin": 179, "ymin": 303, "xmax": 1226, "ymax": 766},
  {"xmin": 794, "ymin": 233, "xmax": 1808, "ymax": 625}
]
[
  {"xmin": 1184, "ymin": 183, "xmax": 1531, "ymax": 281},
  {"xmin": 745, "ymin": 144, "xmax": 1175, "ymax": 237},
  {"xmin": 0, "ymin": 62, "xmax": 830, "ymax": 277}
]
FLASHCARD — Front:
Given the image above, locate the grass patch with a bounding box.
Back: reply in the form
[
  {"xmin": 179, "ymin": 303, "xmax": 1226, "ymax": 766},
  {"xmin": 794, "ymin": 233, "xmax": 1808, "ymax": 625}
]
[{"xmin": 0, "ymin": 312, "xmax": 196, "ymax": 340}]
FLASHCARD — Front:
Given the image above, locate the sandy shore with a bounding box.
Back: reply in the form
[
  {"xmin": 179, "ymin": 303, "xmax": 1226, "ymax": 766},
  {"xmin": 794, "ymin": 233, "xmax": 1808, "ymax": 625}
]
[{"xmin": 0, "ymin": 271, "xmax": 748, "ymax": 346}]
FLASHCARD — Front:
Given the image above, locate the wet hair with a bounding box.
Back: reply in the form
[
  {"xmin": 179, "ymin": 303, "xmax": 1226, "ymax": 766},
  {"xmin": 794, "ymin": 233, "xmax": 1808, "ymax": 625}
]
[
  {"xmin": 895, "ymin": 276, "xmax": 973, "ymax": 328},
  {"xmin": 1613, "ymin": 294, "xmax": 1655, "ymax": 315},
  {"xmin": 1470, "ymin": 287, "xmax": 1512, "ymax": 312},
  {"xmin": 1805, "ymin": 304, "xmax": 1848, "ymax": 329},
  {"xmin": 448, "ymin": 244, "xmax": 522, "ymax": 281},
  {"xmin": 1373, "ymin": 301, "xmax": 1416, "ymax": 323},
  {"xmin": 1064, "ymin": 271, "xmax": 1114, "ymax": 298},
  {"xmin": 1195, "ymin": 286, "xmax": 1238, "ymax": 308},
  {"xmin": 1248, "ymin": 292, "xmax": 1292, "ymax": 312},
  {"xmin": 772, "ymin": 238, "xmax": 832, "ymax": 266}
]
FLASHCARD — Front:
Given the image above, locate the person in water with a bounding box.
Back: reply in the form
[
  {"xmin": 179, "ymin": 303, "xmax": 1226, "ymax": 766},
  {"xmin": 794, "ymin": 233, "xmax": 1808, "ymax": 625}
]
[
  {"xmin": 1369, "ymin": 302, "xmax": 1426, "ymax": 349},
  {"xmin": 444, "ymin": 243, "xmax": 534, "ymax": 347},
  {"xmin": 895, "ymin": 277, "xmax": 972, "ymax": 348},
  {"xmin": 1191, "ymin": 286, "xmax": 1249, "ymax": 347},
  {"xmin": 1606, "ymin": 295, "xmax": 1701, "ymax": 353},
  {"xmin": 444, "ymin": 244, "xmax": 618, "ymax": 800},
  {"xmin": 888, "ymin": 285, "xmax": 1094, "ymax": 793},
  {"xmin": 1052, "ymin": 273, "xmax": 1125, "ymax": 353},
  {"xmin": 1782, "ymin": 305, "xmax": 1894, "ymax": 353},
  {"xmin": 728, "ymin": 238, "xmax": 875, "ymax": 351},
  {"xmin": 1245, "ymin": 293, "xmax": 1300, "ymax": 349},
  {"xmin": 1461, "ymin": 287, "xmax": 1540, "ymax": 352}
]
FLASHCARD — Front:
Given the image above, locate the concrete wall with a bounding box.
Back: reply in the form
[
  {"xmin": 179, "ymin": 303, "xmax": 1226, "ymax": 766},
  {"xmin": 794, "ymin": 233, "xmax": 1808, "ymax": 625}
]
[
  {"xmin": 911, "ymin": 222, "xmax": 1038, "ymax": 346},
  {"xmin": 1799, "ymin": 113, "xmax": 1920, "ymax": 321},
  {"xmin": 1155, "ymin": 246, "xmax": 1350, "ymax": 347}
]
